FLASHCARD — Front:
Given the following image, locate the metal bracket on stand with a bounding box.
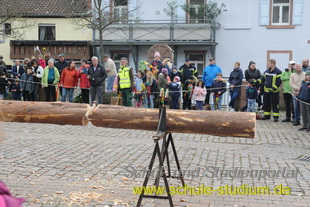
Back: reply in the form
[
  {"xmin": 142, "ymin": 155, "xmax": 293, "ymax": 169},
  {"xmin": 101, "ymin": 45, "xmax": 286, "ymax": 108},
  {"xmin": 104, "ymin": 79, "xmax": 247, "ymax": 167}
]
[{"xmin": 137, "ymin": 106, "xmax": 185, "ymax": 207}]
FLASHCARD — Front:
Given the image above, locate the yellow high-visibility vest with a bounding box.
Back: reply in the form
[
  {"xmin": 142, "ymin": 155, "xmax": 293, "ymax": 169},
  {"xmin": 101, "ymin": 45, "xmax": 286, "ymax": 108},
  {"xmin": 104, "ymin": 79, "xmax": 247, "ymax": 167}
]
[{"xmin": 118, "ymin": 66, "xmax": 131, "ymax": 89}]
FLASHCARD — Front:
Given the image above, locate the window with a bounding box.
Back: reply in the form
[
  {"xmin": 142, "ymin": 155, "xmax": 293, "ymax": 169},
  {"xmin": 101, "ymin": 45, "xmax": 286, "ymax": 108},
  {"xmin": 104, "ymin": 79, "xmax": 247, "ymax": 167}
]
[
  {"xmin": 185, "ymin": 52, "xmax": 205, "ymax": 77},
  {"xmin": 111, "ymin": 52, "xmax": 129, "ymax": 69},
  {"xmin": 267, "ymin": 50, "xmax": 292, "ymax": 70},
  {"xmin": 113, "ymin": 0, "xmax": 128, "ymax": 23},
  {"xmin": 39, "ymin": 25, "xmax": 55, "ymax": 40},
  {"xmin": 4, "ymin": 23, "xmax": 11, "ymax": 35},
  {"xmin": 188, "ymin": 0, "xmax": 206, "ymax": 23},
  {"xmin": 271, "ymin": 0, "xmax": 290, "ymax": 25}
]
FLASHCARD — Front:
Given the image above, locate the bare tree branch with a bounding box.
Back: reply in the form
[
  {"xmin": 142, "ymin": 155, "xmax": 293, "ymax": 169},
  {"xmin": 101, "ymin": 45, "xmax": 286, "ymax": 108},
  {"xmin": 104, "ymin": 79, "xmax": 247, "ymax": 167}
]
[
  {"xmin": 65, "ymin": 0, "xmax": 140, "ymax": 61},
  {"xmin": 0, "ymin": 0, "xmax": 36, "ymax": 40}
]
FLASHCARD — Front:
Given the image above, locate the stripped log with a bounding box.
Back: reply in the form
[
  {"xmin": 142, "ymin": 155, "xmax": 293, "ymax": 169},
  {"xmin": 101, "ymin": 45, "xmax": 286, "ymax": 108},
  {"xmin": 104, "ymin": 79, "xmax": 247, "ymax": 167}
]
[
  {"xmin": 0, "ymin": 101, "xmax": 256, "ymax": 138},
  {"xmin": 0, "ymin": 101, "xmax": 88, "ymax": 125},
  {"xmin": 87, "ymin": 105, "xmax": 256, "ymax": 138}
]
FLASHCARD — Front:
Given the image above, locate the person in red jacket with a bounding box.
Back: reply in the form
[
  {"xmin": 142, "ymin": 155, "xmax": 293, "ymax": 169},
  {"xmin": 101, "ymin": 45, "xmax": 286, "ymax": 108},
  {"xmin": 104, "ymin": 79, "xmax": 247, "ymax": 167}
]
[
  {"xmin": 77, "ymin": 59, "xmax": 90, "ymax": 104},
  {"xmin": 60, "ymin": 61, "xmax": 78, "ymax": 102}
]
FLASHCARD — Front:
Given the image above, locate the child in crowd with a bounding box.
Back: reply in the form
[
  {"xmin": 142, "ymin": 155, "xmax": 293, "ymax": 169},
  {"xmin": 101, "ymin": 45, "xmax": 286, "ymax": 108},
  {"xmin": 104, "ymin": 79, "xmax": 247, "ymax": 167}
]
[
  {"xmin": 38, "ymin": 54, "xmax": 46, "ymax": 69},
  {"xmin": 113, "ymin": 74, "xmax": 118, "ymax": 93},
  {"xmin": 78, "ymin": 59, "xmax": 90, "ymax": 104},
  {"xmin": 183, "ymin": 76, "xmax": 197, "ymax": 110},
  {"xmin": 211, "ymin": 73, "xmax": 226, "ymax": 111},
  {"xmin": 170, "ymin": 66, "xmax": 181, "ymax": 82},
  {"xmin": 0, "ymin": 71, "xmax": 8, "ymax": 100},
  {"xmin": 158, "ymin": 68, "xmax": 170, "ymax": 107},
  {"xmin": 20, "ymin": 66, "xmax": 34, "ymax": 101},
  {"xmin": 169, "ymin": 76, "xmax": 181, "ymax": 109},
  {"xmin": 9, "ymin": 79, "xmax": 21, "ymax": 101},
  {"xmin": 246, "ymin": 80, "xmax": 258, "ymax": 112},
  {"xmin": 133, "ymin": 70, "xmax": 146, "ymax": 108},
  {"xmin": 194, "ymin": 80, "xmax": 207, "ymax": 110},
  {"xmin": 144, "ymin": 71, "xmax": 157, "ymax": 108},
  {"xmin": 298, "ymin": 70, "xmax": 310, "ymax": 132},
  {"xmin": 150, "ymin": 51, "xmax": 163, "ymax": 78}
]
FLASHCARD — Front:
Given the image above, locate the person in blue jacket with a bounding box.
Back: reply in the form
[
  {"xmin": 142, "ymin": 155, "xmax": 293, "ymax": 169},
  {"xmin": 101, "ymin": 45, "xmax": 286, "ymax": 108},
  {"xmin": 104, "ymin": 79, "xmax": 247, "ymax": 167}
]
[
  {"xmin": 202, "ymin": 57, "xmax": 222, "ymax": 107},
  {"xmin": 228, "ymin": 62, "xmax": 244, "ymax": 111}
]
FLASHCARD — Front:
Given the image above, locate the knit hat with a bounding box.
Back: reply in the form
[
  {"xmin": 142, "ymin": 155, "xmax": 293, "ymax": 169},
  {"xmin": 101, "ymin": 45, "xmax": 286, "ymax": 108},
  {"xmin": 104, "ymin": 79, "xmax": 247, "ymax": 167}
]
[
  {"xmin": 306, "ymin": 70, "xmax": 310, "ymax": 76},
  {"xmin": 154, "ymin": 51, "xmax": 160, "ymax": 58},
  {"xmin": 161, "ymin": 68, "xmax": 168, "ymax": 75},
  {"xmin": 174, "ymin": 76, "xmax": 180, "ymax": 82}
]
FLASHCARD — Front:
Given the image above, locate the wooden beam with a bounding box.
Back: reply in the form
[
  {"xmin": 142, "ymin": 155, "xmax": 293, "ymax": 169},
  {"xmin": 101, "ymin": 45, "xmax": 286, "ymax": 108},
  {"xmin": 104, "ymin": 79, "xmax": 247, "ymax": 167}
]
[
  {"xmin": 88, "ymin": 105, "xmax": 256, "ymax": 138},
  {"xmin": 0, "ymin": 101, "xmax": 88, "ymax": 125},
  {"xmin": 0, "ymin": 101, "xmax": 256, "ymax": 138}
]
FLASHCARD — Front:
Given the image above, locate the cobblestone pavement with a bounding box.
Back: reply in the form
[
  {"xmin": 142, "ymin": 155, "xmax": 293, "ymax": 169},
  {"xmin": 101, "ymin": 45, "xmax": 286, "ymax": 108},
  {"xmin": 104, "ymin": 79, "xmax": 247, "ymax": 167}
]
[{"xmin": 0, "ymin": 112, "xmax": 309, "ymax": 207}]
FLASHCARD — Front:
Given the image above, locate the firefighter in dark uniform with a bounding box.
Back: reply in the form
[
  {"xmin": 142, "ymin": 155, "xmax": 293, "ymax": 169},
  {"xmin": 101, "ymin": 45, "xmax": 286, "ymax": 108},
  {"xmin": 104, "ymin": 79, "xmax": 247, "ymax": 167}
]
[{"xmin": 257, "ymin": 59, "xmax": 282, "ymax": 122}]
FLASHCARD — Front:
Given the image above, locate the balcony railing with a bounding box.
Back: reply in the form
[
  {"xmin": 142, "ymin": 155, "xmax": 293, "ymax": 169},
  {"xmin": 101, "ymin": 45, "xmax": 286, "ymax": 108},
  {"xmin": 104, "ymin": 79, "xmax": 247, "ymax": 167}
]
[
  {"xmin": 94, "ymin": 20, "xmax": 217, "ymax": 45},
  {"xmin": 10, "ymin": 41, "xmax": 93, "ymax": 60}
]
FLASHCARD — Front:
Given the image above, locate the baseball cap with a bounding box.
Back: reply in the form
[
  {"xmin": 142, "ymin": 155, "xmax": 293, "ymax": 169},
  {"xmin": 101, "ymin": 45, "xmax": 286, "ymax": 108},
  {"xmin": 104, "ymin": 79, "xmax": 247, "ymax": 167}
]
[
  {"xmin": 209, "ymin": 57, "xmax": 215, "ymax": 61},
  {"xmin": 289, "ymin": 60, "xmax": 295, "ymax": 65},
  {"xmin": 185, "ymin": 58, "xmax": 191, "ymax": 62},
  {"xmin": 58, "ymin": 53, "xmax": 65, "ymax": 57}
]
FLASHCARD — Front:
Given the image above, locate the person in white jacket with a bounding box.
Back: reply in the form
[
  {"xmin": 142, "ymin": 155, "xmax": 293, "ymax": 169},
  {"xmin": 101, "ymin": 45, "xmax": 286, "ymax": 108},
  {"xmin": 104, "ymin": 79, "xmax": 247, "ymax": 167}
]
[
  {"xmin": 289, "ymin": 63, "xmax": 305, "ymax": 126},
  {"xmin": 31, "ymin": 59, "xmax": 44, "ymax": 101}
]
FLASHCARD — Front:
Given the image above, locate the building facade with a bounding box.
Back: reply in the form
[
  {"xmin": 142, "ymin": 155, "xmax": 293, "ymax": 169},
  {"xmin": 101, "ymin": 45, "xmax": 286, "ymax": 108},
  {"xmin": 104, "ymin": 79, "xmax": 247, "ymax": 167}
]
[
  {"xmin": 93, "ymin": 0, "xmax": 217, "ymax": 76},
  {"xmin": 2, "ymin": 0, "xmax": 308, "ymax": 76},
  {"xmin": 0, "ymin": 0, "xmax": 92, "ymax": 67},
  {"xmin": 93, "ymin": 0, "xmax": 309, "ymax": 77},
  {"xmin": 215, "ymin": 0, "xmax": 308, "ymax": 76}
]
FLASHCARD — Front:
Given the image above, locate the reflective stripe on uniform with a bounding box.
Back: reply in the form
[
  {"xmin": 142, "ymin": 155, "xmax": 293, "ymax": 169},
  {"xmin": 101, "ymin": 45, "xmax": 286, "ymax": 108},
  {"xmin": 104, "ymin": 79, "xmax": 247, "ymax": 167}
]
[
  {"xmin": 264, "ymin": 73, "xmax": 280, "ymax": 93},
  {"xmin": 264, "ymin": 112, "xmax": 271, "ymax": 115}
]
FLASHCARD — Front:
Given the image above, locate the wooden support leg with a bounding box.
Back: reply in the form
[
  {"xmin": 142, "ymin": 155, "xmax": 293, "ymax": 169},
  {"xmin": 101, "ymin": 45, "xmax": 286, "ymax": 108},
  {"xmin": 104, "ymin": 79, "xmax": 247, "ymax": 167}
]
[
  {"xmin": 168, "ymin": 133, "xmax": 185, "ymax": 187},
  {"xmin": 137, "ymin": 140, "xmax": 174, "ymax": 207}
]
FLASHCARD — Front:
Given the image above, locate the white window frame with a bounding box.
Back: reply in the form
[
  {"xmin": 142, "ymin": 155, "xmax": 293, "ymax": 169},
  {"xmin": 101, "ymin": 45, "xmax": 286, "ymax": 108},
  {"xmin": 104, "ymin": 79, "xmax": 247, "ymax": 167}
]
[
  {"xmin": 271, "ymin": 0, "xmax": 290, "ymax": 25},
  {"xmin": 38, "ymin": 24, "xmax": 56, "ymax": 41},
  {"xmin": 188, "ymin": 0, "xmax": 206, "ymax": 23},
  {"xmin": 113, "ymin": 0, "xmax": 128, "ymax": 24}
]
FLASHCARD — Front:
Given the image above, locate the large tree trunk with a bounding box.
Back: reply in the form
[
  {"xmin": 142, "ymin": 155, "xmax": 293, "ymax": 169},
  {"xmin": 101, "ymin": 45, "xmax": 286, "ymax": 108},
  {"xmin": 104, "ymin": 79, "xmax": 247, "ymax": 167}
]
[
  {"xmin": 0, "ymin": 101, "xmax": 88, "ymax": 125},
  {"xmin": 88, "ymin": 105, "xmax": 255, "ymax": 138},
  {"xmin": 0, "ymin": 101, "xmax": 256, "ymax": 138}
]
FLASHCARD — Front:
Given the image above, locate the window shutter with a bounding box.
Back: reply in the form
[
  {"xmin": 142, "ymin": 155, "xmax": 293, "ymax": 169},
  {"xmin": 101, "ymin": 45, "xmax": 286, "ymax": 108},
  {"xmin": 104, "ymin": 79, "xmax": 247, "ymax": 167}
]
[
  {"xmin": 0, "ymin": 24, "xmax": 4, "ymax": 42},
  {"xmin": 292, "ymin": 0, "xmax": 303, "ymax": 25},
  {"xmin": 259, "ymin": 0, "xmax": 270, "ymax": 25}
]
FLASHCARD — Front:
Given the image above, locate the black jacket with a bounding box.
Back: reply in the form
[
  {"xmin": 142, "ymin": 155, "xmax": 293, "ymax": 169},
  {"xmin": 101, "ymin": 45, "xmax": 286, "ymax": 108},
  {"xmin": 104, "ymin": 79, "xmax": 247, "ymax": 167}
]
[
  {"xmin": 229, "ymin": 68, "xmax": 243, "ymax": 92},
  {"xmin": 0, "ymin": 77, "xmax": 8, "ymax": 94},
  {"xmin": 245, "ymin": 68, "xmax": 261, "ymax": 82},
  {"xmin": 88, "ymin": 64, "xmax": 107, "ymax": 86},
  {"xmin": 211, "ymin": 79, "xmax": 227, "ymax": 94},
  {"xmin": 0, "ymin": 65, "xmax": 8, "ymax": 76},
  {"xmin": 179, "ymin": 64, "xmax": 198, "ymax": 84},
  {"xmin": 260, "ymin": 67, "xmax": 282, "ymax": 93},
  {"xmin": 55, "ymin": 60, "xmax": 68, "ymax": 75},
  {"xmin": 9, "ymin": 83, "xmax": 21, "ymax": 99}
]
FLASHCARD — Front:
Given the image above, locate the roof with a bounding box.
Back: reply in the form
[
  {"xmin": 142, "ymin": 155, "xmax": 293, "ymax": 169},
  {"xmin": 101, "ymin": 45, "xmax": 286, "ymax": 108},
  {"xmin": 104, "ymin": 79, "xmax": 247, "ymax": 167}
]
[{"xmin": 0, "ymin": 0, "xmax": 91, "ymax": 17}]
